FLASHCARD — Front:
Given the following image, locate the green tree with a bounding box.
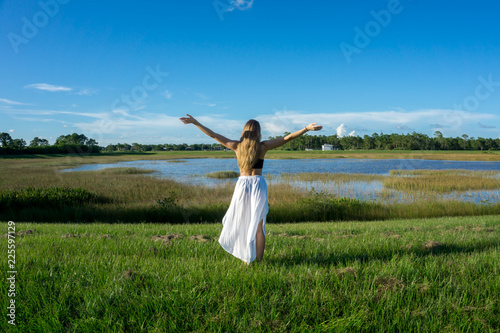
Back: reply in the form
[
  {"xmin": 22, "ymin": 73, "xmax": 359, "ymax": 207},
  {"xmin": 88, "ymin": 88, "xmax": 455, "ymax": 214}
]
[
  {"xmin": 55, "ymin": 133, "xmax": 90, "ymax": 145},
  {"xmin": 29, "ymin": 137, "xmax": 49, "ymax": 147},
  {"xmin": 0, "ymin": 132, "xmax": 12, "ymax": 147},
  {"xmin": 10, "ymin": 138, "xmax": 26, "ymax": 149}
]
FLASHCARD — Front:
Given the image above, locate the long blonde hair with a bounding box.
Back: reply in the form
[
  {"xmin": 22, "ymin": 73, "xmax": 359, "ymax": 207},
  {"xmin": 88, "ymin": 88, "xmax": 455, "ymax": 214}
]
[{"xmin": 237, "ymin": 119, "xmax": 261, "ymax": 172}]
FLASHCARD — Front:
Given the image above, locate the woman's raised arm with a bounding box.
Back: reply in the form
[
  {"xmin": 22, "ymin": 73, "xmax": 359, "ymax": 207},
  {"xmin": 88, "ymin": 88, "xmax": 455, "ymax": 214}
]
[
  {"xmin": 261, "ymin": 123, "xmax": 322, "ymax": 151},
  {"xmin": 179, "ymin": 114, "xmax": 239, "ymax": 150}
]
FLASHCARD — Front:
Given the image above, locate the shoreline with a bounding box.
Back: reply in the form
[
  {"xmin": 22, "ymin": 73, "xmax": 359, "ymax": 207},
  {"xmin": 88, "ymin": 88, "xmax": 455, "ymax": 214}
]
[{"xmin": 1, "ymin": 149, "xmax": 499, "ymax": 163}]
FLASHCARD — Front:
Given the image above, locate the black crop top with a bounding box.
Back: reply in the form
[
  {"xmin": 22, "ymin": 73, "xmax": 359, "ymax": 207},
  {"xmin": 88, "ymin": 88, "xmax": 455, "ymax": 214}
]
[{"xmin": 252, "ymin": 158, "xmax": 264, "ymax": 169}]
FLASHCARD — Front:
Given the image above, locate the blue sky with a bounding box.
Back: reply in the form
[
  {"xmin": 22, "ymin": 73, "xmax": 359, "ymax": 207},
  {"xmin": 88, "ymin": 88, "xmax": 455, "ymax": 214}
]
[{"xmin": 1, "ymin": 0, "xmax": 499, "ymax": 145}]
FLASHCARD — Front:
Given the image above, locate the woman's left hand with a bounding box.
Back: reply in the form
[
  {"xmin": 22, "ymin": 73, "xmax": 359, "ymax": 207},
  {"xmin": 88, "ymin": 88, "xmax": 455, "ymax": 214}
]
[
  {"xmin": 179, "ymin": 114, "xmax": 199, "ymax": 125},
  {"xmin": 306, "ymin": 123, "xmax": 322, "ymax": 131}
]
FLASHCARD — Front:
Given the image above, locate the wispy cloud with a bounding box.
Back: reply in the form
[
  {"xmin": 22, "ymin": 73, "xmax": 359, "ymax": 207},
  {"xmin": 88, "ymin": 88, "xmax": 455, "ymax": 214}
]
[
  {"xmin": 24, "ymin": 83, "xmax": 72, "ymax": 92},
  {"xmin": 1, "ymin": 107, "xmax": 108, "ymax": 119},
  {"xmin": 429, "ymin": 124, "xmax": 451, "ymax": 129},
  {"xmin": 74, "ymin": 88, "xmax": 96, "ymax": 96},
  {"xmin": 112, "ymin": 109, "xmax": 144, "ymax": 120},
  {"xmin": 478, "ymin": 122, "xmax": 496, "ymax": 129},
  {"xmin": 193, "ymin": 102, "xmax": 217, "ymax": 107},
  {"xmin": 396, "ymin": 125, "xmax": 415, "ymax": 131},
  {"xmin": 227, "ymin": 0, "xmax": 254, "ymax": 12},
  {"xmin": 0, "ymin": 98, "xmax": 31, "ymax": 106},
  {"xmin": 164, "ymin": 90, "xmax": 172, "ymax": 99}
]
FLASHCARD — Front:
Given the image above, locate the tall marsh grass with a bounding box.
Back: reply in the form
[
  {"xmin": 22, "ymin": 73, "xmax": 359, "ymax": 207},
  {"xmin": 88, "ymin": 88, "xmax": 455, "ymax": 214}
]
[
  {"xmin": 0, "ymin": 157, "xmax": 499, "ymax": 223},
  {"xmin": 269, "ymin": 172, "xmax": 385, "ymax": 182},
  {"xmin": 385, "ymin": 169, "xmax": 500, "ymax": 192},
  {"xmin": 0, "ymin": 187, "xmax": 109, "ymax": 209},
  {"xmin": 206, "ymin": 170, "xmax": 239, "ymax": 179}
]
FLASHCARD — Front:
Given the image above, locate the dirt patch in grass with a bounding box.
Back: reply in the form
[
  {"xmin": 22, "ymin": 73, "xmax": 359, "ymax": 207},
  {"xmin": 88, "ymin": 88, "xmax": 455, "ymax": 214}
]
[
  {"xmin": 62, "ymin": 233, "xmax": 81, "ymax": 238},
  {"xmin": 375, "ymin": 276, "xmax": 404, "ymax": 297},
  {"xmin": 188, "ymin": 234, "xmax": 213, "ymax": 242},
  {"xmin": 99, "ymin": 234, "xmax": 112, "ymax": 239},
  {"xmin": 382, "ymin": 231, "xmax": 402, "ymax": 239},
  {"xmin": 338, "ymin": 234, "xmax": 357, "ymax": 239},
  {"xmin": 123, "ymin": 269, "xmax": 137, "ymax": 279},
  {"xmin": 336, "ymin": 267, "xmax": 358, "ymax": 278},
  {"xmin": 268, "ymin": 233, "xmax": 325, "ymax": 241},
  {"xmin": 472, "ymin": 226, "xmax": 495, "ymax": 232},
  {"xmin": 290, "ymin": 235, "xmax": 309, "ymax": 239},
  {"xmin": 416, "ymin": 282, "xmax": 431, "ymax": 294},
  {"xmin": 2, "ymin": 229, "xmax": 37, "ymax": 237},
  {"xmin": 61, "ymin": 232, "xmax": 112, "ymax": 239},
  {"xmin": 411, "ymin": 308, "xmax": 428, "ymax": 318},
  {"xmin": 423, "ymin": 240, "xmax": 442, "ymax": 250},
  {"xmin": 150, "ymin": 233, "xmax": 183, "ymax": 244}
]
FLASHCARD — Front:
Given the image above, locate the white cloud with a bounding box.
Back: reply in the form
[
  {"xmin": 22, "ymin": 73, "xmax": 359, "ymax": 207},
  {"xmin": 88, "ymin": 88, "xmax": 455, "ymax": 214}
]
[
  {"xmin": 227, "ymin": 0, "xmax": 254, "ymax": 11},
  {"xmin": 255, "ymin": 109, "xmax": 497, "ymax": 137},
  {"xmin": 24, "ymin": 83, "xmax": 72, "ymax": 92},
  {"xmin": 9, "ymin": 129, "xmax": 14, "ymax": 133},
  {"xmin": 336, "ymin": 124, "xmax": 347, "ymax": 137},
  {"xmin": 164, "ymin": 90, "xmax": 172, "ymax": 99},
  {"xmin": 0, "ymin": 98, "xmax": 31, "ymax": 105},
  {"xmin": 349, "ymin": 130, "xmax": 356, "ymax": 137}
]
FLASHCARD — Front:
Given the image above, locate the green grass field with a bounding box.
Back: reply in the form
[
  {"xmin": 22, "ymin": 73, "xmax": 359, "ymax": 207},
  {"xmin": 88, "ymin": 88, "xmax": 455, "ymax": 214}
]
[{"xmin": 1, "ymin": 215, "xmax": 499, "ymax": 332}]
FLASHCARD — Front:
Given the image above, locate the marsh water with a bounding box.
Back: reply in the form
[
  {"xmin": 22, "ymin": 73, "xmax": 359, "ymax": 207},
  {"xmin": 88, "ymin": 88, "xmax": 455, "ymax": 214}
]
[{"xmin": 63, "ymin": 158, "xmax": 500, "ymax": 204}]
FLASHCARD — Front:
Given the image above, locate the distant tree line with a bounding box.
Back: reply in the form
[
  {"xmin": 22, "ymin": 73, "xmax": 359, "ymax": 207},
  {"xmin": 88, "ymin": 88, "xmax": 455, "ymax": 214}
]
[
  {"xmin": 265, "ymin": 131, "xmax": 500, "ymax": 151},
  {"xmin": 101, "ymin": 142, "xmax": 225, "ymax": 152},
  {"xmin": 1, "ymin": 130, "xmax": 499, "ymax": 155},
  {"xmin": 0, "ymin": 132, "xmax": 100, "ymax": 155}
]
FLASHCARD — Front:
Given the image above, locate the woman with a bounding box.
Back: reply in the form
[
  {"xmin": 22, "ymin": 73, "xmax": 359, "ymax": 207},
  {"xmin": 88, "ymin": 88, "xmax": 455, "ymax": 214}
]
[{"xmin": 179, "ymin": 114, "xmax": 322, "ymax": 265}]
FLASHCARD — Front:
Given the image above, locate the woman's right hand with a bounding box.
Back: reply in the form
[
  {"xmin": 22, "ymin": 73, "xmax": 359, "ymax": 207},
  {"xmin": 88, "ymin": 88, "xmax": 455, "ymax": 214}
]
[{"xmin": 306, "ymin": 123, "xmax": 322, "ymax": 131}]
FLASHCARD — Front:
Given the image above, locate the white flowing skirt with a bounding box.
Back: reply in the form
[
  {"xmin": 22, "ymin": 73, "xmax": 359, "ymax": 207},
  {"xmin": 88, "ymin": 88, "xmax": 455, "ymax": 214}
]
[{"xmin": 219, "ymin": 175, "xmax": 269, "ymax": 264}]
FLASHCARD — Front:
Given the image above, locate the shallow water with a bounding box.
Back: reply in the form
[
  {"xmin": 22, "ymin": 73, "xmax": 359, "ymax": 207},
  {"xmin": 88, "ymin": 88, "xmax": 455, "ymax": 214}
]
[{"xmin": 62, "ymin": 158, "xmax": 500, "ymax": 204}]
